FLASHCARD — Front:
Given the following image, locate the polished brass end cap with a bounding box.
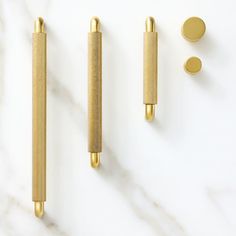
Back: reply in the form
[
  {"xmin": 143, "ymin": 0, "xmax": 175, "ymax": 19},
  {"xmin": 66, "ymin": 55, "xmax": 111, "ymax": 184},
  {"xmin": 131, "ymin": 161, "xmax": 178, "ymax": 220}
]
[
  {"xmin": 34, "ymin": 17, "xmax": 45, "ymax": 33},
  {"xmin": 145, "ymin": 17, "xmax": 156, "ymax": 32},
  {"xmin": 182, "ymin": 17, "xmax": 206, "ymax": 42},
  {"xmin": 90, "ymin": 17, "xmax": 100, "ymax": 32},
  {"xmin": 145, "ymin": 104, "xmax": 155, "ymax": 121},
  {"xmin": 184, "ymin": 56, "xmax": 202, "ymax": 75},
  {"xmin": 90, "ymin": 153, "xmax": 100, "ymax": 168},
  {"xmin": 34, "ymin": 201, "xmax": 44, "ymax": 218}
]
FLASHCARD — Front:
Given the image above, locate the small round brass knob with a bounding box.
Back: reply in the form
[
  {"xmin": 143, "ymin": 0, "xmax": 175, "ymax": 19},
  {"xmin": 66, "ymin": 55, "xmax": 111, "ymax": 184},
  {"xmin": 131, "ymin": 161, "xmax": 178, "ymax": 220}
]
[
  {"xmin": 184, "ymin": 57, "xmax": 202, "ymax": 75},
  {"xmin": 182, "ymin": 17, "xmax": 206, "ymax": 42}
]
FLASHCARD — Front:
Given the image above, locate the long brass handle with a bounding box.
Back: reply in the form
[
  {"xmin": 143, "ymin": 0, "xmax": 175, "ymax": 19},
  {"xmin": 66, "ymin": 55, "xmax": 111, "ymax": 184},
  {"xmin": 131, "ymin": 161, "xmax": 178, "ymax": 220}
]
[
  {"xmin": 32, "ymin": 17, "xmax": 47, "ymax": 217},
  {"xmin": 88, "ymin": 17, "xmax": 102, "ymax": 168},
  {"xmin": 143, "ymin": 17, "xmax": 158, "ymax": 121}
]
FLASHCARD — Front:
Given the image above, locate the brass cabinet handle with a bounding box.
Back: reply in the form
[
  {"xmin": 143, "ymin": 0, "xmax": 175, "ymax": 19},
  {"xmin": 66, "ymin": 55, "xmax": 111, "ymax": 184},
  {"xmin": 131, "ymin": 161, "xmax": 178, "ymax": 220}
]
[
  {"xmin": 143, "ymin": 17, "xmax": 158, "ymax": 121},
  {"xmin": 88, "ymin": 17, "xmax": 102, "ymax": 168},
  {"xmin": 32, "ymin": 17, "xmax": 47, "ymax": 217}
]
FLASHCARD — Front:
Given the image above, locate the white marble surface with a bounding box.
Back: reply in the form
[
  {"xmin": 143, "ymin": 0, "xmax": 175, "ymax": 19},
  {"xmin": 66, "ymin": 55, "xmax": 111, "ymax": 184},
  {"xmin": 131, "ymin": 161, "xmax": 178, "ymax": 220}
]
[{"xmin": 0, "ymin": 0, "xmax": 236, "ymax": 235}]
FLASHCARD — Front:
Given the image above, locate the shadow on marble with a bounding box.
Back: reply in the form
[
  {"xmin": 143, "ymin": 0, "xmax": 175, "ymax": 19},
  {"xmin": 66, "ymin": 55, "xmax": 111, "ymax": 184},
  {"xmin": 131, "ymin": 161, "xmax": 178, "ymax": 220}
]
[
  {"xmin": 98, "ymin": 146, "xmax": 187, "ymax": 236},
  {"xmin": 189, "ymin": 34, "xmax": 215, "ymax": 56},
  {"xmin": 187, "ymin": 70, "xmax": 225, "ymax": 99},
  {"xmin": 42, "ymin": 214, "xmax": 69, "ymax": 236}
]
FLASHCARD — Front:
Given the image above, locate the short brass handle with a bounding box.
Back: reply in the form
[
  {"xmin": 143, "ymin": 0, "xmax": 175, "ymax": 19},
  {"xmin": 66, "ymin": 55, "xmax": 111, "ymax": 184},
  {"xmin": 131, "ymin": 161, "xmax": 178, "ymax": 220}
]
[{"xmin": 143, "ymin": 17, "xmax": 158, "ymax": 121}]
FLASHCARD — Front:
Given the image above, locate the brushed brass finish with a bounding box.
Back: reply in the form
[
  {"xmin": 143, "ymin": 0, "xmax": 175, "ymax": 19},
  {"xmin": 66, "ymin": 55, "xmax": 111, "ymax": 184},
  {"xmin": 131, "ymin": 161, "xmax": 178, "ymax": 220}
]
[
  {"xmin": 184, "ymin": 56, "xmax": 202, "ymax": 75},
  {"xmin": 182, "ymin": 17, "xmax": 206, "ymax": 42},
  {"xmin": 144, "ymin": 17, "xmax": 158, "ymax": 121},
  {"xmin": 88, "ymin": 17, "xmax": 102, "ymax": 168},
  {"xmin": 32, "ymin": 17, "xmax": 46, "ymax": 217}
]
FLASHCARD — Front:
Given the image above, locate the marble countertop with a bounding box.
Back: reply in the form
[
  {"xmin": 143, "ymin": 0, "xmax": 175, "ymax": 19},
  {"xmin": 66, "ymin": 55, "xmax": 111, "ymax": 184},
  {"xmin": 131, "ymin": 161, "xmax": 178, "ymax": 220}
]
[{"xmin": 0, "ymin": 0, "xmax": 236, "ymax": 235}]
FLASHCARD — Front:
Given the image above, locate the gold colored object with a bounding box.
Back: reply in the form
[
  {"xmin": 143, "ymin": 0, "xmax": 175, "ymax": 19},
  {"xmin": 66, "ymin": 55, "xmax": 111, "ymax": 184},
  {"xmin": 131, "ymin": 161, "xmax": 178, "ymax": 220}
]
[
  {"xmin": 88, "ymin": 17, "xmax": 102, "ymax": 168},
  {"xmin": 32, "ymin": 17, "xmax": 46, "ymax": 217},
  {"xmin": 145, "ymin": 104, "xmax": 155, "ymax": 121},
  {"xmin": 182, "ymin": 17, "xmax": 206, "ymax": 42},
  {"xmin": 143, "ymin": 17, "xmax": 158, "ymax": 121},
  {"xmin": 34, "ymin": 202, "xmax": 44, "ymax": 218},
  {"xmin": 184, "ymin": 56, "xmax": 202, "ymax": 74},
  {"xmin": 90, "ymin": 153, "xmax": 100, "ymax": 168}
]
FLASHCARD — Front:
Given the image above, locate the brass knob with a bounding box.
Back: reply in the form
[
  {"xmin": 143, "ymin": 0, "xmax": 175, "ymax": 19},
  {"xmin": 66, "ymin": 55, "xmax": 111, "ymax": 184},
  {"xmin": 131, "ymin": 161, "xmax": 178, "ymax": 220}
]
[
  {"xmin": 182, "ymin": 17, "xmax": 206, "ymax": 42},
  {"xmin": 184, "ymin": 56, "xmax": 202, "ymax": 75}
]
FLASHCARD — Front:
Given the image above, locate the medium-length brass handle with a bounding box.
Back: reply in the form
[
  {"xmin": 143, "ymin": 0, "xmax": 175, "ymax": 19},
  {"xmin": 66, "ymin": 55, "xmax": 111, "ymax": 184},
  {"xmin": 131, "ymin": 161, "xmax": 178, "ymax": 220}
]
[
  {"xmin": 143, "ymin": 17, "xmax": 158, "ymax": 121},
  {"xmin": 32, "ymin": 17, "xmax": 46, "ymax": 218},
  {"xmin": 88, "ymin": 17, "xmax": 102, "ymax": 168}
]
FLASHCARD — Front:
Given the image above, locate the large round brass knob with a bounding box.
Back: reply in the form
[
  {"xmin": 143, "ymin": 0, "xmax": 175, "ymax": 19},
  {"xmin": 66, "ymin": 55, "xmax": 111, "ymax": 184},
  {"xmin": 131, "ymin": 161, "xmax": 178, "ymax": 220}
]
[{"xmin": 182, "ymin": 17, "xmax": 206, "ymax": 42}]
